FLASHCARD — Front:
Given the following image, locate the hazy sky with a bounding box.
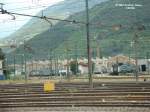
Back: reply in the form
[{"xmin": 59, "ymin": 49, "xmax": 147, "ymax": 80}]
[{"xmin": 0, "ymin": 0, "xmax": 64, "ymax": 39}]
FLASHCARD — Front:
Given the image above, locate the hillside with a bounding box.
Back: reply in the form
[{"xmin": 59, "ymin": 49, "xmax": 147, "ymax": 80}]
[
  {"xmin": 8, "ymin": 0, "xmax": 150, "ymax": 62},
  {"xmin": 4, "ymin": 0, "xmax": 107, "ymax": 42}
]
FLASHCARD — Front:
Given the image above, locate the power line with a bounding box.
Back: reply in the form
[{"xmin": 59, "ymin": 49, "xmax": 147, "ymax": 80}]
[{"xmin": 0, "ymin": 10, "xmax": 86, "ymax": 24}]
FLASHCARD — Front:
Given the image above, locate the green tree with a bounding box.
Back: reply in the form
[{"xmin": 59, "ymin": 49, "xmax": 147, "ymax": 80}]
[
  {"xmin": 70, "ymin": 61, "xmax": 78, "ymax": 75},
  {"xmin": 0, "ymin": 48, "xmax": 5, "ymax": 60}
]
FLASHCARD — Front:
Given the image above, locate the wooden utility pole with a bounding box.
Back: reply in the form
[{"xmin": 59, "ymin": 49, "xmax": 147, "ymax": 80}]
[
  {"xmin": 85, "ymin": 0, "xmax": 92, "ymax": 88},
  {"xmin": 94, "ymin": 37, "xmax": 100, "ymax": 58},
  {"xmin": 23, "ymin": 41, "xmax": 27, "ymax": 83},
  {"xmin": 75, "ymin": 43, "xmax": 78, "ymax": 75},
  {"xmin": 96, "ymin": 45, "xmax": 100, "ymax": 58},
  {"xmin": 13, "ymin": 54, "xmax": 16, "ymax": 79},
  {"xmin": 147, "ymin": 52, "xmax": 150, "ymax": 75},
  {"xmin": 133, "ymin": 33, "xmax": 138, "ymax": 82},
  {"xmin": 65, "ymin": 41, "xmax": 70, "ymax": 81},
  {"xmin": 48, "ymin": 48, "xmax": 53, "ymax": 77}
]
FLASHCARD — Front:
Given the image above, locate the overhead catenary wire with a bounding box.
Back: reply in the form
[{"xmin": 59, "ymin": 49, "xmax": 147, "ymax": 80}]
[
  {"xmin": 0, "ymin": 1, "xmax": 148, "ymax": 42},
  {"xmin": 0, "ymin": 10, "xmax": 86, "ymax": 24},
  {"xmin": 0, "ymin": 2, "xmax": 148, "ymax": 32}
]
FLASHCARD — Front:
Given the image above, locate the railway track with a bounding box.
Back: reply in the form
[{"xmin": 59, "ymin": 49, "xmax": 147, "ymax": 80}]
[{"xmin": 0, "ymin": 82, "xmax": 150, "ymax": 108}]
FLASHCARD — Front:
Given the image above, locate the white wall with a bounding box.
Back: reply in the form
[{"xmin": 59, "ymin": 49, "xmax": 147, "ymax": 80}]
[
  {"xmin": 0, "ymin": 60, "xmax": 3, "ymax": 75},
  {"xmin": 78, "ymin": 65, "xmax": 88, "ymax": 74}
]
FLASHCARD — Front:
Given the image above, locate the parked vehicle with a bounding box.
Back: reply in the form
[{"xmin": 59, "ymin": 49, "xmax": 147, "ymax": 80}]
[
  {"xmin": 119, "ymin": 64, "xmax": 136, "ymax": 73},
  {"xmin": 29, "ymin": 70, "xmax": 43, "ymax": 77}
]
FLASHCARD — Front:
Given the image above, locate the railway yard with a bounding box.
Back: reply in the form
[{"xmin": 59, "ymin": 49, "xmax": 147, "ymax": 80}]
[
  {"xmin": 0, "ymin": 0, "xmax": 150, "ymax": 111},
  {"xmin": 0, "ymin": 81, "xmax": 150, "ymax": 112}
]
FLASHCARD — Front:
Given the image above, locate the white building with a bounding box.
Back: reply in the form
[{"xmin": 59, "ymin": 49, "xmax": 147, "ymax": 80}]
[
  {"xmin": 138, "ymin": 59, "xmax": 150, "ymax": 72},
  {"xmin": 0, "ymin": 60, "xmax": 3, "ymax": 75},
  {"xmin": 78, "ymin": 62, "xmax": 88, "ymax": 74}
]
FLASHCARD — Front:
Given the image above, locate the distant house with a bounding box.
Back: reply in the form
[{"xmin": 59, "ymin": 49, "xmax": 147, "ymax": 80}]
[
  {"xmin": 92, "ymin": 58, "xmax": 108, "ymax": 74},
  {"xmin": 0, "ymin": 60, "xmax": 5, "ymax": 80},
  {"xmin": 78, "ymin": 62, "xmax": 88, "ymax": 74},
  {"xmin": 94, "ymin": 64, "xmax": 107, "ymax": 74},
  {"xmin": 138, "ymin": 59, "xmax": 150, "ymax": 72},
  {"xmin": 0, "ymin": 60, "xmax": 3, "ymax": 75}
]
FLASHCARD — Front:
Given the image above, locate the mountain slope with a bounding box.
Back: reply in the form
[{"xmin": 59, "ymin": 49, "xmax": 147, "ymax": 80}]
[
  {"xmin": 4, "ymin": 0, "xmax": 107, "ymax": 42},
  {"xmin": 8, "ymin": 0, "xmax": 150, "ymax": 62}
]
